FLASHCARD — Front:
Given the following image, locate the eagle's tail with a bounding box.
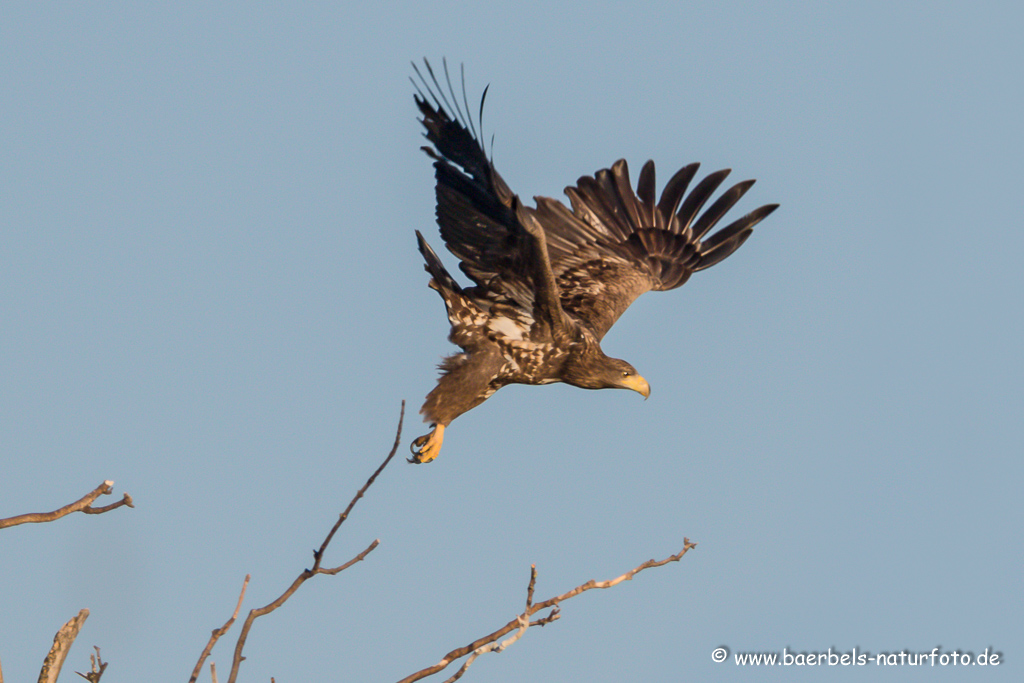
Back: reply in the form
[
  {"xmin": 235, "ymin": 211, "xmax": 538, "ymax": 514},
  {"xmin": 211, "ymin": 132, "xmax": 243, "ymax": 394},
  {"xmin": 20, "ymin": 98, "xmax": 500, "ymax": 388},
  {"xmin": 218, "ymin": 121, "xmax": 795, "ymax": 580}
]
[{"xmin": 416, "ymin": 230, "xmax": 462, "ymax": 295}]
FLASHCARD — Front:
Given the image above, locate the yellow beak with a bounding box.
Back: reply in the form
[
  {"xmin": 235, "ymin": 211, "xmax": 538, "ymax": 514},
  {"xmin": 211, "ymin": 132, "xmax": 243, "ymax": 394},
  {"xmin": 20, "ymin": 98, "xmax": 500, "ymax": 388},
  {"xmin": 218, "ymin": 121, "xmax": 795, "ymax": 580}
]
[{"xmin": 622, "ymin": 374, "xmax": 651, "ymax": 399}]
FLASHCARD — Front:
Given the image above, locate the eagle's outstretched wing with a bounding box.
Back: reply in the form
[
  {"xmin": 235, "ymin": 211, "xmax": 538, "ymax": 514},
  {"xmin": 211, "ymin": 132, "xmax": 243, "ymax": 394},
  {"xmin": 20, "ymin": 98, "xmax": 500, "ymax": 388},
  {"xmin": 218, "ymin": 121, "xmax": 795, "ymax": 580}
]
[
  {"xmin": 413, "ymin": 60, "xmax": 777, "ymax": 342},
  {"xmin": 412, "ymin": 61, "xmax": 538, "ymax": 314},
  {"xmin": 536, "ymin": 159, "xmax": 779, "ymax": 340}
]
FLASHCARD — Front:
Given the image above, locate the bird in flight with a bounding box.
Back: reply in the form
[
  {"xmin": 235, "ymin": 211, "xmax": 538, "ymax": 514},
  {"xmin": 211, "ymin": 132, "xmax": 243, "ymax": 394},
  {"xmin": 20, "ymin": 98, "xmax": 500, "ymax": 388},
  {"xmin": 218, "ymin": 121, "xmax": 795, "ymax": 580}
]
[{"xmin": 409, "ymin": 60, "xmax": 778, "ymax": 463}]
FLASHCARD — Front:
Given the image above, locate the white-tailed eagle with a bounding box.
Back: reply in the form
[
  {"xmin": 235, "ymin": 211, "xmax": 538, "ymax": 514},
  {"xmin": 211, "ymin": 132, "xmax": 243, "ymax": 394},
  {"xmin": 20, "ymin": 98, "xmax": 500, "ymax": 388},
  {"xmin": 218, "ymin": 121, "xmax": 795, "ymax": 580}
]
[{"xmin": 409, "ymin": 61, "xmax": 778, "ymax": 463}]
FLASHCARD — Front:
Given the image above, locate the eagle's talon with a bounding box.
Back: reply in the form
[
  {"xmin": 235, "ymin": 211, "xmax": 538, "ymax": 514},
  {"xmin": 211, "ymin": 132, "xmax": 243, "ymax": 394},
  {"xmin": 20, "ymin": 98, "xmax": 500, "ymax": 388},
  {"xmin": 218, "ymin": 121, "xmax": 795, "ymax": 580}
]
[{"xmin": 409, "ymin": 425, "xmax": 445, "ymax": 464}]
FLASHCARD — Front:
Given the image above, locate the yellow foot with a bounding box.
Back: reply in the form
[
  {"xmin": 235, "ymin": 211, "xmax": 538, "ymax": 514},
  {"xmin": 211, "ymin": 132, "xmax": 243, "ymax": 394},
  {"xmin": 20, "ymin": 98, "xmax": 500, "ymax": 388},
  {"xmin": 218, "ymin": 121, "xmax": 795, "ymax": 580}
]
[{"xmin": 409, "ymin": 424, "xmax": 445, "ymax": 464}]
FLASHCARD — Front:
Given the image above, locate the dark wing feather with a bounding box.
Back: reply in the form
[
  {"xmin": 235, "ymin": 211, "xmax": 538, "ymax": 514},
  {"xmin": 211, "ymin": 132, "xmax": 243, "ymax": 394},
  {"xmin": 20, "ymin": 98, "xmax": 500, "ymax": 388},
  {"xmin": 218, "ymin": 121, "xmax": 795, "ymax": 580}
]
[
  {"xmin": 413, "ymin": 61, "xmax": 576, "ymax": 341},
  {"xmin": 537, "ymin": 159, "xmax": 778, "ymax": 340},
  {"xmin": 636, "ymin": 160, "xmax": 657, "ymax": 226},
  {"xmin": 413, "ymin": 60, "xmax": 537, "ymax": 310}
]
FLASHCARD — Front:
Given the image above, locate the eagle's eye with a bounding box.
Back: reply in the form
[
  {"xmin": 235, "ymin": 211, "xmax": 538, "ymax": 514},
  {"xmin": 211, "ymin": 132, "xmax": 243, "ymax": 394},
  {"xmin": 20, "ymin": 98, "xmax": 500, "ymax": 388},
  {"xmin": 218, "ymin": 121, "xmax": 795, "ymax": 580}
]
[{"xmin": 621, "ymin": 370, "xmax": 631, "ymax": 377}]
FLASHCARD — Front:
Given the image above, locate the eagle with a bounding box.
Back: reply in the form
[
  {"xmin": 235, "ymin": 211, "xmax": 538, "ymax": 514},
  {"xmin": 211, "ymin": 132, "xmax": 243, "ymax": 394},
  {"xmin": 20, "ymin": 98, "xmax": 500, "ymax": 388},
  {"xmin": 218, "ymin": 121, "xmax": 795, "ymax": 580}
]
[{"xmin": 409, "ymin": 61, "xmax": 777, "ymax": 463}]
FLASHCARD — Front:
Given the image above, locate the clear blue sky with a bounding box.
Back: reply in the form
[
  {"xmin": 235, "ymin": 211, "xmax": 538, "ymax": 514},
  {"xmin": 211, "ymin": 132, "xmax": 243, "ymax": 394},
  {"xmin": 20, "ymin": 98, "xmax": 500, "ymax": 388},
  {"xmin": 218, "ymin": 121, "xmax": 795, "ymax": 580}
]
[{"xmin": 2, "ymin": 2, "xmax": 1021, "ymax": 681}]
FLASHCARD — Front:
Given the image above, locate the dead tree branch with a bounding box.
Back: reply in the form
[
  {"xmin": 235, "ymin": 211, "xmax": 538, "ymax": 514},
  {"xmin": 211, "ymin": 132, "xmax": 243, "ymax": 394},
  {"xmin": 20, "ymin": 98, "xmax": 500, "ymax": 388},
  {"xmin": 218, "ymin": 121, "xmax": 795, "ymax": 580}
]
[
  {"xmin": 224, "ymin": 401, "xmax": 406, "ymax": 683},
  {"xmin": 188, "ymin": 575, "xmax": 250, "ymax": 683},
  {"xmin": 0, "ymin": 481, "xmax": 133, "ymax": 530},
  {"xmin": 398, "ymin": 539, "xmax": 698, "ymax": 683},
  {"xmin": 37, "ymin": 609, "xmax": 89, "ymax": 683},
  {"xmin": 75, "ymin": 646, "xmax": 107, "ymax": 682}
]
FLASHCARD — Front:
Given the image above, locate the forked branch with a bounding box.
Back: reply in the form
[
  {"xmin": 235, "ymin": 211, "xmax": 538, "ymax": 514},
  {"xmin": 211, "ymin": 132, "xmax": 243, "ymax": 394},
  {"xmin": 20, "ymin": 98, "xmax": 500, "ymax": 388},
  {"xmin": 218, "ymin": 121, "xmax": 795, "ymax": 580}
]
[
  {"xmin": 75, "ymin": 646, "xmax": 107, "ymax": 682},
  {"xmin": 187, "ymin": 575, "xmax": 250, "ymax": 683},
  {"xmin": 223, "ymin": 401, "xmax": 406, "ymax": 683},
  {"xmin": 398, "ymin": 539, "xmax": 698, "ymax": 683},
  {"xmin": 1, "ymin": 481, "xmax": 134, "ymax": 530}
]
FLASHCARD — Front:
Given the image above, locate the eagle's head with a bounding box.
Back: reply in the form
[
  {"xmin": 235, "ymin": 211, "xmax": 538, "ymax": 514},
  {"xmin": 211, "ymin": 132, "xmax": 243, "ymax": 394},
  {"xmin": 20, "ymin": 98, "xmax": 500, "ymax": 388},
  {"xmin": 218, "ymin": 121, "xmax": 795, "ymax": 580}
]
[{"xmin": 562, "ymin": 351, "xmax": 650, "ymax": 398}]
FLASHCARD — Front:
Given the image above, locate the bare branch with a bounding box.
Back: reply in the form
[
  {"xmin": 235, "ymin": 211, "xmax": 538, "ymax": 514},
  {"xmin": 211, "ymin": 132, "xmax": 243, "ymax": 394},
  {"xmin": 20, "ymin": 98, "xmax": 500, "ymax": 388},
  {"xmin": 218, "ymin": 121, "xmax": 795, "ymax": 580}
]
[
  {"xmin": 525, "ymin": 564, "xmax": 537, "ymax": 608},
  {"xmin": 225, "ymin": 401, "xmax": 405, "ymax": 683},
  {"xmin": 312, "ymin": 403, "xmax": 405, "ymax": 569},
  {"xmin": 188, "ymin": 575, "xmax": 250, "ymax": 683},
  {"xmin": 317, "ymin": 539, "xmax": 380, "ymax": 575},
  {"xmin": 442, "ymin": 614, "xmax": 529, "ymax": 683},
  {"xmin": 75, "ymin": 646, "xmax": 107, "ymax": 682},
  {"xmin": 1, "ymin": 481, "xmax": 133, "ymax": 530},
  {"xmin": 397, "ymin": 539, "xmax": 698, "ymax": 683},
  {"xmin": 38, "ymin": 609, "xmax": 89, "ymax": 683}
]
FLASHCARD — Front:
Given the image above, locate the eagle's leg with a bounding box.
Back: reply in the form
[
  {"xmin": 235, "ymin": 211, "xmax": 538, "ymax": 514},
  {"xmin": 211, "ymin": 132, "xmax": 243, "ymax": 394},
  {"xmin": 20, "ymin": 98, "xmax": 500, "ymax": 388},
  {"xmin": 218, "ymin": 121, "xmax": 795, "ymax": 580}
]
[
  {"xmin": 409, "ymin": 424, "xmax": 445, "ymax": 464},
  {"xmin": 411, "ymin": 348, "xmax": 505, "ymax": 464}
]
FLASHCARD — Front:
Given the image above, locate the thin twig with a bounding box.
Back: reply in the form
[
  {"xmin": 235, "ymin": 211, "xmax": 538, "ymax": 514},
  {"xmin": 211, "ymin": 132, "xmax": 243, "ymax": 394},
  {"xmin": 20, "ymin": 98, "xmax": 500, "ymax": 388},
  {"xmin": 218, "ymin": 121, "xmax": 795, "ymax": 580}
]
[
  {"xmin": 1, "ymin": 481, "xmax": 133, "ymax": 529},
  {"xmin": 525, "ymin": 564, "xmax": 537, "ymax": 608},
  {"xmin": 188, "ymin": 575, "xmax": 250, "ymax": 683},
  {"xmin": 397, "ymin": 539, "xmax": 698, "ymax": 683},
  {"xmin": 225, "ymin": 401, "xmax": 405, "ymax": 683},
  {"xmin": 38, "ymin": 609, "xmax": 89, "ymax": 683}
]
